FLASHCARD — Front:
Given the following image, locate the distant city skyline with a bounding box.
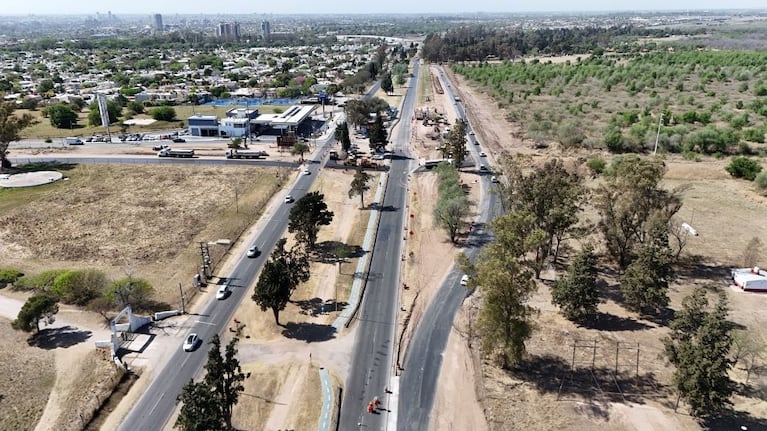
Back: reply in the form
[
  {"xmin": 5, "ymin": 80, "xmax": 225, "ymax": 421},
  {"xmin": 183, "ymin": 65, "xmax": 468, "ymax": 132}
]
[{"xmin": 0, "ymin": 0, "xmax": 765, "ymax": 15}]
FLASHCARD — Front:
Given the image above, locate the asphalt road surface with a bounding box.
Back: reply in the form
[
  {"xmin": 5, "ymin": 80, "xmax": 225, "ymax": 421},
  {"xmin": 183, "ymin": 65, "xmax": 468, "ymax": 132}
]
[
  {"xmin": 338, "ymin": 59, "xmax": 420, "ymax": 430},
  {"xmin": 8, "ymin": 155, "xmax": 300, "ymax": 168},
  {"xmin": 397, "ymin": 66, "xmax": 501, "ymax": 431},
  {"xmin": 117, "ymin": 81, "xmax": 382, "ymax": 431}
]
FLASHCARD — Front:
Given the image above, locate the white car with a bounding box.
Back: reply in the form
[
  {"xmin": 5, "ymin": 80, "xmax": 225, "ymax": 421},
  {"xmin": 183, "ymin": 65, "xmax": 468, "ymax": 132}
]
[
  {"xmin": 183, "ymin": 333, "xmax": 200, "ymax": 351},
  {"xmin": 246, "ymin": 245, "xmax": 260, "ymax": 258},
  {"xmin": 469, "ymin": 131, "xmax": 475, "ymax": 135},
  {"xmin": 216, "ymin": 282, "xmax": 230, "ymax": 300},
  {"xmin": 284, "ymin": 195, "xmax": 294, "ymax": 203},
  {"xmin": 479, "ymin": 152, "xmax": 487, "ymax": 157},
  {"xmin": 303, "ymin": 168, "xmax": 311, "ymax": 175},
  {"xmin": 491, "ymin": 175, "xmax": 499, "ymax": 183},
  {"xmin": 460, "ymin": 274, "xmax": 469, "ymax": 286}
]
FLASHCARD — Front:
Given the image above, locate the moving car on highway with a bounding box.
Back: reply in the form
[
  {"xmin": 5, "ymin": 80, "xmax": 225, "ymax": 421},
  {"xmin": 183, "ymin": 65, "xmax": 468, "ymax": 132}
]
[{"xmin": 183, "ymin": 333, "xmax": 200, "ymax": 352}]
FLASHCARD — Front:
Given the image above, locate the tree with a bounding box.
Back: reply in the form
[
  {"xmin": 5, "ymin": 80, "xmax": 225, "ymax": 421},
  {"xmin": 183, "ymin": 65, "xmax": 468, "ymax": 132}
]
[
  {"xmin": 45, "ymin": 103, "xmax": 79, "ymax": 129},
  {"xmin": 127, "ymin": 101, "xmax": 145, "ymax": 115},
  {"xmin": 88, "ymin": 99, "xmax": 121, "ymax": 126},
  {"xmin": 445, "ymin": 119, "xmax": 467, "ymax": 168},
  {"xmin": 105, "ymin": 276, "xmax": 154, "ymax": 309},
  {"xmin": 348, "ymin": 166, "xmax": 372, "ymax": 209},
  {"xmin": 551, "ymin": 244, "xmax": 599, "ymax": 322},
  {"xmin": 291, "ymin": 142, "xmax": 309, "ymax": 162},
  {"xmin": 51, "ymin": 269, "xmax": 108, "ymax": 306},
  {"xmin": 501, "ymin": 157, "xmax": 585, "ymax": 274},
  {"xmin": 344, "ymin": 99, "xmax": 369, "ymax": 129},
  {"xmin": 595, "ymin": 155, "xmax": 682, "ymax": 268},
  {"xmin": 288, "ymin": 191, "xmax": 334, "ymax": 249},
  {"xmin": 176, "ymin": 335, "xmax": 245, "ymax": 431},
  {"xmin": 620, "ymin": 218, "xmax": 673, "ymax": 314},
  {"xmin": 434, "ymin": 197, "xmax": 471, "ymax": 243},
  {"xmin": 464, "ymin": 232, "xmax": 537, "ymax": 368},
  {"xmin": 251, "ymin": 238, "xmax": 310, "ymax": 325},
  {"xmin": 334, "ymin": 121, "xmax": 351, "ymax": 153},
  {"xmin": 742, "ymin": 236, "xmax": 762, "ymax": 268},
  {"xmin": 150, "ymin": 106, "xmax": 177, "ymax": 122},
  {"xmin": 12, "ymin": 294, "xmax": 58, "ymax": 333},
  {"xmin": 663, "ymin": 288, "xmax": 734, "ymax": 418},
  {"xmin": 381, "ymin": 71, "xmax": 394, "ymax": 95},
  {"xmin": 368, "ymin": 114, "xmax": 387, "ymax": 152},
  {"xmin": 433, "ymin": 163, "xmax": 471, "ymax": 243},
  {"xmin": 0, "ymin": 102, "xmax": 34, "ymax": 170}
]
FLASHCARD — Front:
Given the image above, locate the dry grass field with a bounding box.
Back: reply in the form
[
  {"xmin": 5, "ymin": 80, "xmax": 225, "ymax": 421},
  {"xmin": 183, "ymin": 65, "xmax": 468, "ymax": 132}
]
[
  {"xmin": 0, "ymin": 318, "xmax": 56, "ymax": 431},
  {"xmin": 0, "ymin": 163, "xmax": 287, "ymax": 306}
]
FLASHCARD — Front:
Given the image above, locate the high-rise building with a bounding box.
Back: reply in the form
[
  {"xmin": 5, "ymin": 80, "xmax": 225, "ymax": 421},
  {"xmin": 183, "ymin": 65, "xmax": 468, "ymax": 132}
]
[
  {"xmin": 216, "ymin": 22, "xmax": 241, "ymax": 40},
  {"xmin": 153, "ymin": 14, "xmax": 164, "ymax": 33},
  {"xmin": 261, "ymin": 21, "xmax": 271, "ymax": 39}
]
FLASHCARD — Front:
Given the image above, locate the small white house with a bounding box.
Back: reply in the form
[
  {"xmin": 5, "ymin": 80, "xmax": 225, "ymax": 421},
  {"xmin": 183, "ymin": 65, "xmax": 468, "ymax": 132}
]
[{"xmin": 732, "ymin": 267, "xmax": 767, "ymax": 292}]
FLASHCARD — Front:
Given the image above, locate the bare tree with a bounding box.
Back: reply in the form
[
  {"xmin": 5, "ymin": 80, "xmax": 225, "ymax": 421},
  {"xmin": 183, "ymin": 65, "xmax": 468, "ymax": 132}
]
[{"xmin": 742, "ymin": 237, "xmax": 763, "ymax": 268}]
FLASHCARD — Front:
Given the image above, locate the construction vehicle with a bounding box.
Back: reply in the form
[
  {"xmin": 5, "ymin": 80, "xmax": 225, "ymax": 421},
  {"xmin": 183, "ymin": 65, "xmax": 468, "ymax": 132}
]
[
  {"xmin": 225, "ymin": 149, "xmax": 268, "ymax": 159},
  {"xmin": 158, "ymin": 148, "xmax": 195, "ymax": 158}
]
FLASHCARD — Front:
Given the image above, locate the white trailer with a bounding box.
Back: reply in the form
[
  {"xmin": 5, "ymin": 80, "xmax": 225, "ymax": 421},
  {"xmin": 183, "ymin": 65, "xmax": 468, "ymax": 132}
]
[
  {"xmin": 65, "ymin": 137, "xmax": 84, "ymax": 145},
  {"xmin": 158, "ymin": 148, "xmax": 195, "ymax": 158},
  {"xmin": 732, "ymin": 267, "xmax": 767, "ymax": 291}
]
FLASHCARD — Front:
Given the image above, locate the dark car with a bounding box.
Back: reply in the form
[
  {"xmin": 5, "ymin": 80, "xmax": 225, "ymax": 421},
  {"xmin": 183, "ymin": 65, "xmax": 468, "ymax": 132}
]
[{"xmin": 172, "ymin": 138, "xmax": 186, "ymax": 143}]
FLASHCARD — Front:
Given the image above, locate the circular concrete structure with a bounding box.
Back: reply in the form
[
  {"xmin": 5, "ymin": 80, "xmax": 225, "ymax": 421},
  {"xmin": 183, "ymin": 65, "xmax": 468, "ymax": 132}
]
[{"xmin": 0, "ymin": 171, "xmax": 63, "ymax": 188}]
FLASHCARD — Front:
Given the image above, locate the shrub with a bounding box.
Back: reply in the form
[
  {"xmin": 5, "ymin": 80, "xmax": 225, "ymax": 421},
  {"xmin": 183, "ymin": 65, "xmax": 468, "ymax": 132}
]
[
  {"xmin": 725, "ymin": 156, "xmax": 763, "ymax": 181},
  {"xmin": 586, "ymin": 157, "xmax": 606, "ymax": 175},
  {"xmin": 149, "ymin": 106, "xmax": 177, "ymax": 122},
  {"xmin": 51, "ymin": 269, "xmax": 108, "ymax": 305},
  {"xmin": 0, "ymin": 268, "xmax": 24, "ymax": 287},
  {"xmin": 14, "ymin": 269, "xmax": 68, "ymax": 291},
  {"xmin": 755, "ymin": 172, "xmax": 767, "ymax": 191}
]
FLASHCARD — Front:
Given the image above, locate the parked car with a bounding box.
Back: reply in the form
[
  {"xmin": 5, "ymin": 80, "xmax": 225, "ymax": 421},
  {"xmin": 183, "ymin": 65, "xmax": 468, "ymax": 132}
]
[
  {"xmin": 247, "ymin": 245, "xmax": 260, "ymax": 258},
  {"xmin": 183, "ymin": 333, "xmax": 200, "ymax": 351}
]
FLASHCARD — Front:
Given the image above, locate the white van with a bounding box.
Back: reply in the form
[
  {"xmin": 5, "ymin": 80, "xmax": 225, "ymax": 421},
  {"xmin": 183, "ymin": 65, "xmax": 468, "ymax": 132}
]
[{"xmin": 65, "ymin": 137, "xmax": 83, "ymax": 145}]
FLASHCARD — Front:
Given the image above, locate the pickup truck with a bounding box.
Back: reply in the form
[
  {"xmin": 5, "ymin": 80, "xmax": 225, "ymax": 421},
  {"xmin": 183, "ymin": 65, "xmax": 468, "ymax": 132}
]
[{"xmin": 158, "ymin": 148, "xmax": 195, "ymax": 158}]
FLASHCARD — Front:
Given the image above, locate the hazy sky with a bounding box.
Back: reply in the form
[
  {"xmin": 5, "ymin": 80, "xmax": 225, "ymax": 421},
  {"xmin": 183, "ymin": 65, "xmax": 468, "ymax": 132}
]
[{"xmin": 1, "ymin": 0, "xmax": 765, "ymax": 15}]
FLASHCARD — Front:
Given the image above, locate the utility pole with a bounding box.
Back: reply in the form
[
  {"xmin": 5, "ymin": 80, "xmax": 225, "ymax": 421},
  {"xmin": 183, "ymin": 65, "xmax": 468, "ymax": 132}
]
[
  {"xmin": 653, "ymin": 113, "xmax": 663, "ymax": 155},
  {"xmin": 178, "ymin": 282, "xmax": 186, "ymax": 314}
]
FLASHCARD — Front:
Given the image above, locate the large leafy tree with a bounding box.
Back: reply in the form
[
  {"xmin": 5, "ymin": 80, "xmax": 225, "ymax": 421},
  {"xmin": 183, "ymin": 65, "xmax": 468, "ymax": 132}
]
[
  {"xmin": 620, "ymin": 217, "xmax": 674, "ymax": 313},
  {"xmin": 433, "ymin": 163, "xmax": 471, "ymax": 243},
  {"xmin": 0, "ymin": 102, "xmax": 35, "ymax": 170},
  {"xmin": 288, "ymin": 191, "xmax": 334, "ymax": 249},
  {"xmin": 595, "ymin": 155, "xmax": 682, "ymax": 268},
  {"xmin": 176, "ymin": 335, "xmax": 246, "ymax": 431},
  {"xmin": 291, "ymin": 142, "xmax": 309, "ymax": 162},
  {"xmin": 334, "ymin": 121, "xmax": 351, "ymax": 153},
  {"xmin": 12, "ymin": 294, "xmax": 59, "ymax": 333},
  {"xmin": 551, "ymin": 244, "xmax": 599, "ymax": 322},
  {"xmin": 348, "ymin": 166, "xmax": 372, "ymax": 209},
  {"xmin": 45, "ymin": 103, "xmax": 79, "ymax": 129},
  {"xmin": 105, "ymin": 276, "xmax": 154, "ymax": 309},
  {"xmin": 444, "ymin": 119, "xmax": 467, "ymax": 168},
  {"xmin": 344, "ymin": 99, "xmax": 369, "ymax": 129},
  {"xmin": 368, "ymin": 114, "xmax": 387, "ymax": 152},
  {"xmin": 381, "ymin": 71, "xmax": 394, "ymax": 95},
  {"xmin": 663, "ymin": 288, "xmax": 734, "ymax": 418},
  {"xmin": 149, "ymin": 106, "xmax": 177, "ymax": 121},
  {"xmin": 252, "ymin": 238, "xmax": 310, "ymax": 325},
  {"xmin": 502, "ymin": 156, "xmax": 585, "ymax": 275}
]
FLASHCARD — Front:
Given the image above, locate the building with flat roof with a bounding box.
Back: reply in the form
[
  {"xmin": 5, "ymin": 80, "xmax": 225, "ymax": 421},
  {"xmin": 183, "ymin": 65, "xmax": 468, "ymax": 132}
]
[
  {"xmin": 252, "ymin": 105, "xmax": 316, "ymax": 130},
  {"xmin": 187, "ymin": 114, "xmax": 218, "ymax": 137}
]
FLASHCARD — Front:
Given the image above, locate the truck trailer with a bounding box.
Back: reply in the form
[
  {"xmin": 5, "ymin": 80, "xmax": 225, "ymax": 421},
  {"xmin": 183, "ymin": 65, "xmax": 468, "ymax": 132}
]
[
  {"xmin": 158, "ymin": 148, "xmax": 195, "ymax": 158},
  {"xmin": 225, "ymin": 149, "xmax": 268, "ymax": 159}
]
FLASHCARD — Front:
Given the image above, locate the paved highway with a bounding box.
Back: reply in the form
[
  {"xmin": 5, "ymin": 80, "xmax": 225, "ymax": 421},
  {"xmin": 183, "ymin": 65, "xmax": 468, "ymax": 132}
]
[
  {"xmin": 397, "ymin": 67, "xmax": 501, "ymax": 431},
  {"xmin": 338, "ymin": 60, "xmax": 420, "ymax": 430},
  {"xmin": 8, "ymin": 155, "xmax": 300, "ymax": 168},
  {"xmin": 116, "ymin": 81, "xmax": 382, "ymax": 431}
]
